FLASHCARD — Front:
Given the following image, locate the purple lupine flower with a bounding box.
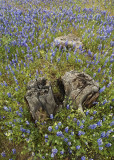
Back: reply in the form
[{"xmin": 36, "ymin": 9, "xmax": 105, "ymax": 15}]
[
  {"xmin": 68, "ymin": 141, "xmax": 71, "ymax": 146},
  {"xmin": 51, "ymin": 153, "xmax": 54, "ymax": 157},
  {"xmin": 3, "ymin": 106, "xmax": 9, "ymax": 112},
  {"xmin": 69, "ymin": 149, "xmax": 72, "ymax": 154},
  {"xmin": 50, "ymin": 114, "xmax": 53, "ymax": 119},
  {"xmin": 20, "ymin": 127, "xmax": 26, "ymax": 133},
  {"xmin": 1, "ymin": 151, "xmax": 6, "ymax": 157},
  {"xmin": 56, "ymin": 131, "xmax": 63, "ymax": 137},
  {"xmin": 97, "ymin": 120, "xmax": 102, "ymax": 127},
  {"xmin": 105, "ymin": 143, "xmax": 112, "ymax": 147},
  {"xmin": 58, "ymin": 122, "xmax": 62, "ymax": 126},
  {"xmin": 48, "ymin": 126, "xmax": 52, "ymax": 132},
  {"xmin": 78, "ymin": 131, "xmax": 82, "ymax": 136},
  {"xmin": 66, "ymin": 104, "xmax": 70, "ymax": 109},
  {"xmin": 99, "ymin": 147, "xmax": 103, "ymax": 150},
  {"xmin": 60, "ymin": 150, "xmax": 64, "ymax": 155},
  {"xmin": 65, "ymin": 126, "xmax": 69, "ymax": 133},
  {"xmin": 97, "ymin": 138, "xmax": 103, "ymax": 146},
  {"xmin": 103, "ymin": 117, "xmax": 106, "ymax": 121},
  {"xmin": 89, "ymin": 124, "xmax": 97, "ymax": 129},
  {"xmin": 81, "ymin": 156, "xmax": 86, "ymax": 160},
  {"xmin": 55, "ymin": 125, "xmax": 58, "ymax": 130},
  {"xmin": 88, "ymin": 50, "xmax": 92, "ymax": 56},
  {"xmin": 26, "ymin": 130, "xmax": 30, "ymax": 134},
  {"xmin": 110, "ymin": 41, "xmax": 114, "ymax": 47},
  {"xmin": 64, "ymin": 138, "xmax": 68, "ymax": 142},
  {"xmin": 52, "ymin": 148, "xmax": 58, "ymax": 154},
  {"xmin": 82, "ymin": 131, "xmax": 85, "ymax": 135},
  {"xmin": 82, "ymin": 119, "xmax": 85, "ymax": 123},
  {"xmin": 101, "ymin": 131, "xmax": 106, "ymax": 138},
  {"xmin": 19, "ymin": 107, "xmax": 23, "ymax": 112},
  {"xmin": 12, "ymin": 148, "xmax": 16, "ymax": 154},
  {"xmin": 26, "ymin": 121, "xmax": 30, "ymax": 125},
  {"xmin": 44, "ymin": 134, "xmax": 48, "ymax": 139},
  {"xmin": 77, "ymin": 120, "xmax": 80, "ymax": 126},
  {"xmin": 99, "ymin": 86, "xmax": 105, "ymax": 93},
  {"xmin": 93, "ymin": 111, "xmax": 97, "ymax": 114},
  {"xmin": 67, "ymin": 116, "xmax": 70, "ymax": 119},
  {"xmin": 73, "ymin": 118, "xmax": 77, "ymax": 122},
  {"xmin": 110, "ymin": 121, "xmax": 114, "ymax": 126},
  {"xmin": 7, "ymin": 92, "xmax": 11, "ymax": 98},
  {"xmin": 98, "ymin": 67, "xmax": 101, "ymax": 73},
  {"xmin": 71, "ymin": 131, "xmax": 74, "ymax": 136},
  {"xmin": 90, "ymin": 116, "xmax": 94, "ymax": 120},
  {"xmin": 76, "ymin": 145, "xmax": 80, "ymax": 149},
  {"xmin": 86, "ymin": 110, "xmax": 89, "ymax": 115}
]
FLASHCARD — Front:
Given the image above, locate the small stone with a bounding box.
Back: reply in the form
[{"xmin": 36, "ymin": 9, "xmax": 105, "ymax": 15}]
[{"xmin": 54, "ymin": 34, "xmax": 82, "ymax": 49}]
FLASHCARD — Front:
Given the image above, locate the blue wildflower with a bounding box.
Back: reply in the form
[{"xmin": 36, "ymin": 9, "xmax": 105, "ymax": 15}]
[
  {"xmin": 86, "ymin": 110, "xmax": 89, "ymax": 115},
  {"xmin": 58, "ymin": 122, "xmax": 62, "ymax": 126},
  {"xmin": 51, "ymin": 153, "xmax": 54, "ymax": 158},
  {"xmin": 26, "ymin": 121, "xmax": 30, "ymax": 125},
  {"xmin": 97, "ymin": 120, "xmax": 102, "ymax": 127},
  {"xmin": 76, "ymin": 145, "xmax": 80, "ymax": 149},
  {"xmin": 97, "ymin": 138, "xmax": 103, "ymax": 146},
  {"xmin": 66, "ymin": 104, "xmax": 70, "ymax": 109},
  {"xmin": 89, "ymin": 124, "xmax": 97, "ymax": 129},
  {"xmin": 99, "ymin": 147, "xmax": 103, "ymax": 150},
  {"xmin": 55, "ymin": 125, "xmax": 58, "ymax": 130},
  {"xmin": 1, "ymin": 151, "xmax": 6, "ymax": 157},
  {"xmin": 90, "ymin": 116, "xmax": 94, "ymax": 120},
  {"xmin": 19, "ymin": 107, "xmax": 23, "ymax": 112},
  {"xmin": 48, "ymin": 126, "xmax": 52, "ymax": 132},
  {"xmin": 52, "ymin": 148, "xmax": 58, "ymax": 154},
  {"xmin": 82, "ymin": 119, "xmax": 85, "ymax": 123},
  {"xmin": 105, "ymin": 143, "xmax": 112, "ymax": 147},
  {"xmin": 71, "ymin": 131, "xmax": 74, "ymax": 136},
  {"xmin": 110, "ymin": 121, "xmax": 114, "ymax": 126},
  {"xmin": 101, "ymin": 131, "xmax": 106, "ymax": 138},
  {"xmin": 7, "ymin": 92, "xmax": 11, "ymax": 98},
  {"xmin": 26, "ymin": 130, "xmax": 30, "ymax": 134},
  {"xmin": 93, "ymin": 111, "xmax": 97, "ymax": 114},
  {"xmin": 50, "ymin": 114, "xmax": 53, "ymax": 119},
  {"xmin": 78, "ymin": 131, "xmax": 82, "ymax": 136},
  {"xmin": 56, "ymin": 131, "xmax": 63, "ymax": 137},
  {"xmin": 3, "ymin": 106, "xmax": 9, "ymax": 112},
  {"xmin": 80, "ymin": 125, "xmax": 84, "ymax": 129},
  {"xmin": 77, "ymin": 120, "xmax": 80, "ymax": 126},
  {"xmin": 99, "ymin": 86, "xmax": 105, "ymax": 93},
  {"xmin": 44, "ymin": 134, "xmax": 48, "ymax": 139},
  {"xmin": 64, "ymin": 138, "xmax": 68, "ymax": 142},
  {"xmin": 81, "ymin": 156, "xmax": 86, "ymax": 160},
  {"xmin": 60, "ymin": 150, "xmax": 64, "ymax": 155},
  {"xmin": 12, "ymin": 148, "xmax": 16, "ymax": 154},
  {"xmin": 73, "ymin": 118, "xmax": 77, "ymax": 122},
  {"xmin": 68, "ymin": 142, "xmax": 71, "ymax": 146},
  {"xmin": 65, "ymin": 126, "xmax": 69, "ymax": 133}
]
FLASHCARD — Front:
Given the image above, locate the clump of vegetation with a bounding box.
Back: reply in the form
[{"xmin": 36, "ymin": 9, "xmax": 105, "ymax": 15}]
[{"xmin": 0, "ymin": 0, "xmax": 113, "ymax": 160}]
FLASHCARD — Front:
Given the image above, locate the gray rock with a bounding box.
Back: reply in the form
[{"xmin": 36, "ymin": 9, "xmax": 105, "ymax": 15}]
[
  {"xmin": 24, "ymin": 77, "xmax": 58, "ymax": 121},
  {"xmin": 54, "ymin": 34, "xmax": 82, "ymax": 49},
  {"xmin": 61, "ymin": 70, "xmax": 99, "ymax": 114}
]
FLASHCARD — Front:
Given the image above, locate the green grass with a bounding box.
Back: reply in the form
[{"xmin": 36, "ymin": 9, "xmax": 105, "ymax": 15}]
[{"xmin": 0, "ymin": 0, "xmax": 114, "ymax": 159}]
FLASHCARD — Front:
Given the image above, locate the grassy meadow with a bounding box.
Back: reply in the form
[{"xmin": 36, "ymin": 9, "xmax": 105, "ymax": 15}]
[{"xmin": 0, "ymin": 0, "xmax": 114, "ymax": 159}]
